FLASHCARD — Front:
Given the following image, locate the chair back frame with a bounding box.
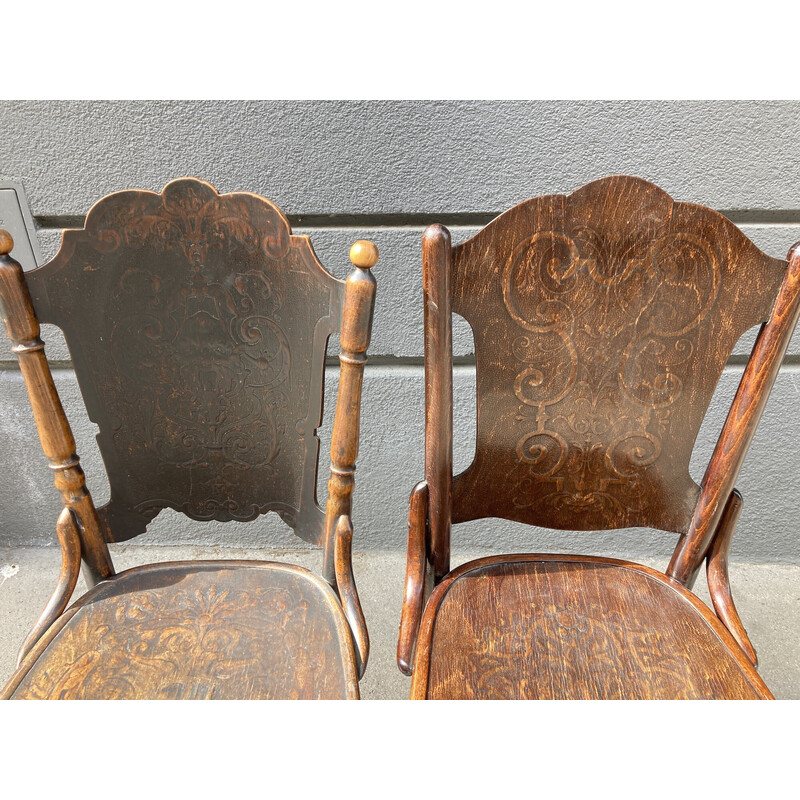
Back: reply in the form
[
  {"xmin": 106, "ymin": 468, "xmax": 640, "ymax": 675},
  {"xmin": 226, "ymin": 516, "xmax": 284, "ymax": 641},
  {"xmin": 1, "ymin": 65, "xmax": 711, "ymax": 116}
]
[
  {"xmin": 0, "ymin": 179, "xmax": 376, "ymax": 603},
  {"xmin": 421, "ymin": 176, "xmax": 800, "ymax": 587}
]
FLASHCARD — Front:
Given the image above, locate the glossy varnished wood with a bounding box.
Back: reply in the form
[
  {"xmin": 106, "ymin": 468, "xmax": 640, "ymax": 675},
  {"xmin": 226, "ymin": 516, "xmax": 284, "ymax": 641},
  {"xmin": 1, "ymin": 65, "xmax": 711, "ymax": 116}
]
[
  {"xmin": 411, "ymin": 555, "xmax": 771, "ymax": 700},
  {"xmin": 3, "ymin": 561, "xmax": 359, "ymax": 700},
  {"xmin": 400, "ymin": 176, "xmax": 800, "ymax": 698}
]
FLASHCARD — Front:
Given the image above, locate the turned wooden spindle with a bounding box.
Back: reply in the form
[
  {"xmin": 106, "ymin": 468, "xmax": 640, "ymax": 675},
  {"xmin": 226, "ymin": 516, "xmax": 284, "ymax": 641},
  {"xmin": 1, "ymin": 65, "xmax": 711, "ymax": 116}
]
[
  {"xmin": 323, "ymin": 240, "xmax": 377, "ymax": 586},
  {"xmin": 0, "ymin": 230, "xmax": 114, "ymax": 587}
]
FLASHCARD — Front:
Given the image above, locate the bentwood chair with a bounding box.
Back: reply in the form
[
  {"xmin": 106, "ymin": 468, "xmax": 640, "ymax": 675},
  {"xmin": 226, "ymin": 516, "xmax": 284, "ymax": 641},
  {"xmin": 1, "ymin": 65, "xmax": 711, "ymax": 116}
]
[
  {"xmin": 398, "ymin": 175, "xmax": 800, "ymax": 699},
  {"xmin": 0, "ymin": 178, "xmax": 377, "ymax": 699}
]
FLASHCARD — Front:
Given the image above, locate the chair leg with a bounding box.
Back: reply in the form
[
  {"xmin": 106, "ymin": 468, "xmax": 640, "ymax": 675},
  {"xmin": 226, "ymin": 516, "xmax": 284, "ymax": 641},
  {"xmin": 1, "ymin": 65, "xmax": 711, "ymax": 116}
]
[
  {"xmin": 706, "ymin": 489, "xmax": 758, "ymax": 666},
  {"xmin": 334, "ymin": 514, "xmax": 369, "ymax": 679},
  {"xmin": 16, "ymin": 507, "xmax": 81, "ymax": 666}
]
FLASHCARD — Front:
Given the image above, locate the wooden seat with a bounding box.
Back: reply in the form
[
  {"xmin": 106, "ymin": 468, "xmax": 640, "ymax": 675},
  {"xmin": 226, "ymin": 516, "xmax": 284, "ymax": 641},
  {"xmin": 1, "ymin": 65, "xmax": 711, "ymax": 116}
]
[
  {"xmin": 413, "ymin": 556, "xmax": 770, "ymax": 700},
  {"xmin": 398, "ymin": 175, "xmax": 800, "ymax": 699},
  {"xmin": 4, "ymin": 562, "xmax": 359, "ymax": 700},
  {"xmin": 0, "ymin": 178, "xmax": 377, "ymax": 700}
]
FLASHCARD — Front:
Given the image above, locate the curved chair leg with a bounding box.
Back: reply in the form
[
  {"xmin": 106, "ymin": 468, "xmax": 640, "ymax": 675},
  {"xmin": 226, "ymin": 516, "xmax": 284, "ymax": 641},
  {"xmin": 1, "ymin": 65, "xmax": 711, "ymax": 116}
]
[
  {"xmin": 706, "ymin": 489, "xmax": 758, "ymax": 666},
  {"xmin": 17, "ymin": 507, "xmax": 81, "ymax": 666},
  {"xmin": 334, "ymin": 515, "xmax": 369, "ymax": 678},
  {"xmin": 397, "ymin": 481, "xmax": 432, "ymax": 675}
]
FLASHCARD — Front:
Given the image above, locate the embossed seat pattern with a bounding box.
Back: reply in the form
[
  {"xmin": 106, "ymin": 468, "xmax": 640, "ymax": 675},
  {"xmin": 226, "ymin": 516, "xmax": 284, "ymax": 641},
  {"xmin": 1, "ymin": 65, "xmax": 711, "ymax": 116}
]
[
  {"xmin": 7, "ymin": 563, "xmax": 358, "ymax": 700},
  {"xmin": 399, "ymin": 176, "xmax": 799, "ymax": 699},
  {"xmin": 421, "ymin": 559, "xmax": 768, "ymax": 700},
  {"xmin": 0, "ymin": 178, "xmax": 376, "ymax": 699}
]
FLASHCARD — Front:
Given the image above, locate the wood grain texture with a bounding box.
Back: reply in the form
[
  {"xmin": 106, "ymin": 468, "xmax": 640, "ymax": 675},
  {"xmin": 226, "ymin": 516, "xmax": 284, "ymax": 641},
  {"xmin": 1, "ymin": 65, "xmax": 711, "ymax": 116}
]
[
  {"xmin": 397, "ymin": 481, "xmax": 432, "ymax": 675},
  {"xmin": 401, "ymin": 176, "xmax": 799, "ymax": 699},
  {"xmin": 706, "ymin": 490, "xmax": 757, "ymax": 665},
  {"xmin": 323, "ymin": 243, "xmax": 377, "ymax": 582},
  {"xmin": 669, "ymin": 240, "xmax": 800, "ymax": 583},
  {"xmin": 16, "ymin": 507, "xmax": 81, "ymax": 666},
  {"xmin": 3, "ymin": 561, "xmax": 359, "ymax": 700},
  {"xmin": 334, "ymin": 515, "xmax": 369, "ymax": 678},
  {"xmin": 411, "ymin": 555, "xmax": 772, "ymax": 700},
  {"xmin": 423, "ymin": 225, "xmax": 453, "ymax": 580},
  {"xmin": 23, "ymin": 178, "xmax": 345, "ymax": 544},
  {"xmin": 0, "ymin": 235, "xmax": 113, "ymax": 585},
  {"xmin": 450, "ymin": 176, "xmax": 785, "ymax": 534},
  {"xmin": 0, "ymin": 179, "xmax": 377, "ymax": 699}
]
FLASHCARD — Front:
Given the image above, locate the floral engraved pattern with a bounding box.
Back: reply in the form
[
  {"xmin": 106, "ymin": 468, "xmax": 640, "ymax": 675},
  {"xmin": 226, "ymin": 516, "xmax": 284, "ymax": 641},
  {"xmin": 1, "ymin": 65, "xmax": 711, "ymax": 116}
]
[
  {"xmin": 451, "ymin": 177, "xmax": 785, "ymax": 533},
  {"xmin": 106, "ymin": 259, "xmax": 291, "ymax": 519},
  {"xmin": 502, "ymin": 226, "xmax": 719, "ymax": 523},
  {"xmin": 426, "ymin": 562, "xmax": 760, "ymax": 699},
  {"xmin": 33, "ymin": 179, "xmax": 337, "ymax": 540},
  {"xmin": 12, "ymin": 568, "xmax": 351, "ymax": 700}
]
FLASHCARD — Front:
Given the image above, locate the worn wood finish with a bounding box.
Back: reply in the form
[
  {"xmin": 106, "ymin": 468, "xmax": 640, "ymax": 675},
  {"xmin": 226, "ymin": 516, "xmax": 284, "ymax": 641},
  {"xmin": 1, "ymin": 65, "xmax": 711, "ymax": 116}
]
[
  {"xmin": 706, "ymin": 490, "xmax": 758, "ymax": 665},
  {"xmin": 16, "ymin": 507, "xmax": 81, "ymax": 666},
  {"xmin": 411, "ymin": 555, "xmax": 772, "ymax": 700},
  {"xmin": 669, "ymin": 241, "xmax": 800, "ymax": 585},
  {"xmin": 3, "ymin": 561, "xmax": 359, "ymax": 700},
  {"xmin": 334, "ymin": 515, "xmax": 369, "ymax": 678},
  {"xmin": 397, "ymin": 481, "xmax": 432, "ymax": 675},
  {"xmin": 23, "ymin": 179, "xmax": 344, "ymax": 543},
  {"xmin": 323, "ymin": 241, "xmax": 377, "ymax": 583},
  {"xmin": 0, "ymin": 233, "xmax": 113, "ymax": 586},
  {"xmin": 0, "ymin": 179, "xmax": 377, "ymax": 700},
  {"xmin": 450, "ymin": 177, "xmax": 785, "ymax": 533},
  {"xmin": 423, "ymin": 225, "xmax": 453, "ymax": 580},
  {"xmin": 401, "ymin": 176, "xmax": 798, "ymax": 699}
]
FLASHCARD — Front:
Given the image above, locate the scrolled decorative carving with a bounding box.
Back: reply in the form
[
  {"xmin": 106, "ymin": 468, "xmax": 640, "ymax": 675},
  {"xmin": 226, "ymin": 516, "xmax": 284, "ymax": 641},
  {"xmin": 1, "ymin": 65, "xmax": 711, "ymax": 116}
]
[
  {"xmin": 11, "ymin": 567, "xmax": 352, "ymax": 700},
  {"xmin": 452, "ymin": 176, "xmax": 785, "ymax": 532},
  {"xmin": 425, "ymin": 560, "xmax": 764, "ymax": 699},
  {"xmin": 26, "ymin": 178, "xmax": 340, "ymax": 542}
]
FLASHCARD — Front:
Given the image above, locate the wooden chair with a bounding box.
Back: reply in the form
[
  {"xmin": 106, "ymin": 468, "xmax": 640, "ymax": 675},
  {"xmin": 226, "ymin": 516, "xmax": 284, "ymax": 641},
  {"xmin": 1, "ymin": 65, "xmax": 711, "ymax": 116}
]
[
  {"xmin": 0, "ymin": 178, "xmax": 377, "ymax": 699},
  {"xmin": 398, "ymin": 175, "xmax": 800, "ymax": 700}
]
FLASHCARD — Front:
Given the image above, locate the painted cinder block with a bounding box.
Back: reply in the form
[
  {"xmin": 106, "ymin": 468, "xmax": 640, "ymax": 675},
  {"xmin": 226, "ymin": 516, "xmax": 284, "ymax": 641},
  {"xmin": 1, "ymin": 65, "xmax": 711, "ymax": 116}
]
[{"xmin": 0, "ymin": 365, "xmax": 798, "ymax": 562}]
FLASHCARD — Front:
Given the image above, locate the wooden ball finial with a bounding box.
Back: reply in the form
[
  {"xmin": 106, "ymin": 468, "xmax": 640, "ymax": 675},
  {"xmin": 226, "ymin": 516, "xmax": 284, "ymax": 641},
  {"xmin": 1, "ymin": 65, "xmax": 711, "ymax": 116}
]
[
  {"xmin": 0, "ymin": 229, "xmax": 14, "ymax": 256},
  {"xmin": 349, "ymin": 240, "xmax": 378, "ymax": 269}
]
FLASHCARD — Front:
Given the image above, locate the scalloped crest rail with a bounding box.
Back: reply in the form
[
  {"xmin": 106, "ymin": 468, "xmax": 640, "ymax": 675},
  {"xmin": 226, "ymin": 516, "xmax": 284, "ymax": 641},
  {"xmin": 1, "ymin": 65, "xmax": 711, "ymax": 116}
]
[{"xmin": 24, "ymin": 178, "xmax": 344, "ymax": 543}]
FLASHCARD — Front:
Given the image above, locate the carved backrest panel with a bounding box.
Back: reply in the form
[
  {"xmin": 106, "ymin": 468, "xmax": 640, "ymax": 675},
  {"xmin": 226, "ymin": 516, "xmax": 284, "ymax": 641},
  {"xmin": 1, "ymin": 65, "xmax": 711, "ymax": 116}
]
[
  {"xmin": 450, "ymin": 176, "xmax": 786, "ymax": 534},
  {"xmin": 25, "ymin": 179, "xmax": 343, "ymax": 543}
]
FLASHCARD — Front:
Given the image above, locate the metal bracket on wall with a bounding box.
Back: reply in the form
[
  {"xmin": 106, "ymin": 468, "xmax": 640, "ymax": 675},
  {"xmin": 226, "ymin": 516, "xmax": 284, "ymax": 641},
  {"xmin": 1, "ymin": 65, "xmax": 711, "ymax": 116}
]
[{"xmin": 0, "ymin": 182, "xmax": 42, "ymax": 270}]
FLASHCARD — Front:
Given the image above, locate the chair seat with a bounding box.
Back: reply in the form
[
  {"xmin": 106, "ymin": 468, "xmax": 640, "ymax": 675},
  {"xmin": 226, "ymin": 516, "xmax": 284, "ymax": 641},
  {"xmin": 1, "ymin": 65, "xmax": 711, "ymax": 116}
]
[
  {"xmin": 411, "ymin": 555, "xmax": 771, "ymax": 700},
  {"xmin": 3, "ymin": 561, "xmax": 359, "ymax": 700}
]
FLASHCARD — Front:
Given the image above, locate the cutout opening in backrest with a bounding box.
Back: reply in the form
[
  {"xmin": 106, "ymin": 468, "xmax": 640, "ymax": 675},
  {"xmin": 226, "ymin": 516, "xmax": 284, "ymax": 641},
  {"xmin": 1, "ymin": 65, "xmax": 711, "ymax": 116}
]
[{"xmin": 452, "ymin": 312, "xmax": 477, "ymax": 477}]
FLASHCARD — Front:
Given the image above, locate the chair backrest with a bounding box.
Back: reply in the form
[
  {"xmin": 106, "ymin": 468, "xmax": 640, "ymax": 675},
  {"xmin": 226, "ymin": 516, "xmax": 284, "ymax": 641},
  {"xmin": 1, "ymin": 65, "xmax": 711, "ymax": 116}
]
[
  {"xmin": 422, "ymin": 175, "xmax": 800, "ymax": 583},
  {"xmin": 0, "ymin": 178, "xmax": 375, "ymax": 562}
]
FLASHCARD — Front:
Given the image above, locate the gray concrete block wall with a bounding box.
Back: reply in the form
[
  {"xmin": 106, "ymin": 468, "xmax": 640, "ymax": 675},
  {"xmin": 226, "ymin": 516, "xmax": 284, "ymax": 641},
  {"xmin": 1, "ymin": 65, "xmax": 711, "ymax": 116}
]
[{"xmin": 1, "ymin": 100, "xmax": 800, "ymax": 562}]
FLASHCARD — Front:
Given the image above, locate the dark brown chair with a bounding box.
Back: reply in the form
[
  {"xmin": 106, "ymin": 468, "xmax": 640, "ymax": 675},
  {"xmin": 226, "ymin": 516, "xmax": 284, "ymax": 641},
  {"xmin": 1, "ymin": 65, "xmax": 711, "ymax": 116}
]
[
  {"xmin": 398, "ymin": 175, "xmax": 800, "ymax": 699},
  {"xmin": 0, "ymin": 178, "xmax": 377, "ymax": 699}
]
